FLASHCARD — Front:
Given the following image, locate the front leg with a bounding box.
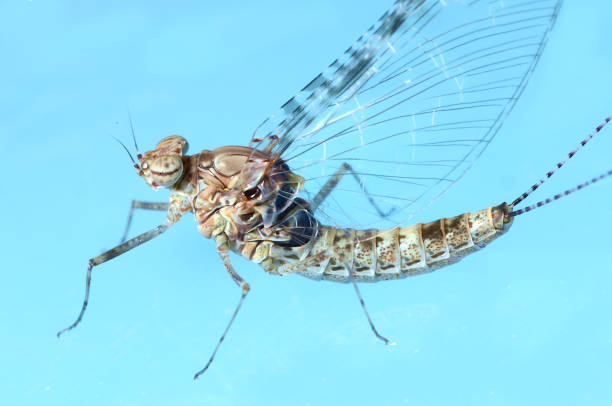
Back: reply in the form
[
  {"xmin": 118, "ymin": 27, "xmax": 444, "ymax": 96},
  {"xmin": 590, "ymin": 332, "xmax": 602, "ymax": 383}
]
[
  {"xmin": 120, "ymin": 200, "xmax": 170, "ymax": 243},
  {"xmin": 57, "ymin": 221, "xmax": 173, "ymax": 337},
  {"xmin": 58, "ymin": 200, "xmax": 186, "ymax": 338},
  {"xmin": 193, "ymin": 237, "xmax": 250, "ymax": 380}
]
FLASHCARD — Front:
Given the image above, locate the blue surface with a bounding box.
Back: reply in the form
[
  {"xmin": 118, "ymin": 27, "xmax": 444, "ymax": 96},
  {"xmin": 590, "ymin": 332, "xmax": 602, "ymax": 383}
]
[{"xmin": 1, "ymin": 1, "xmax": 611, "ymax": 405}]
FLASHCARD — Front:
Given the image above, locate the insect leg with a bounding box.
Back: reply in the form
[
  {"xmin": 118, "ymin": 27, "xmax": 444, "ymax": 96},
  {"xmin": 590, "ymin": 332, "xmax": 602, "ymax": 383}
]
[
  {"xmin": 120, "ymin": 201, "xmax": 170, "ymax": 243},
  {"xmin": 274, "ymin": 251, "xmax": 394, "ymax": 345},
  {"xmin": 310, "ymin": 162, "xmax": 395, "ymax": 216},
  {"xmin": 343, "ymin": 259, "xmax": 395, "ymax": 346},
  {"xmin": 193, "ymin": 247, "xmax": 250, "ymax": 380},
  {"xmin": 57, "ymin": 221, "xmax": 173, "ymax": 338}
]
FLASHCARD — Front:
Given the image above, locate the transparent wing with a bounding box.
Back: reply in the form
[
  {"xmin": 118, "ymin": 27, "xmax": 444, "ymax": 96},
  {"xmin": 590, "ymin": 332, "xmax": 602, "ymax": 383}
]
[{"xmin": 250, "ymin": 0, "xmax": 562, "ymax": 229}]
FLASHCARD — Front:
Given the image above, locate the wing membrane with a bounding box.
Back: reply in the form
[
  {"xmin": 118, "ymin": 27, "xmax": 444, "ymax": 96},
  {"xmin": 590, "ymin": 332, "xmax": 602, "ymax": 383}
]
[{"xmin": 250, "ymin": 0, "xmax": 562, "ymax": 228}]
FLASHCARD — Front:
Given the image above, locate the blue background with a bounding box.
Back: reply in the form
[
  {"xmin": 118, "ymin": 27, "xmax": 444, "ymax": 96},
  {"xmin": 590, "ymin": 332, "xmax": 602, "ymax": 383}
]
[{"xmin": 1, "ymin": 1, "xmax": 611, "ymax": 405}]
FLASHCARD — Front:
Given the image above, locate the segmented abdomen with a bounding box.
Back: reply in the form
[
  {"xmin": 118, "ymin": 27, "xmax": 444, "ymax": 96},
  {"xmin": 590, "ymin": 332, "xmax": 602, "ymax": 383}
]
[{"xmin": 266, "ymin": 203, "xmax": 513, "ymax": 282}]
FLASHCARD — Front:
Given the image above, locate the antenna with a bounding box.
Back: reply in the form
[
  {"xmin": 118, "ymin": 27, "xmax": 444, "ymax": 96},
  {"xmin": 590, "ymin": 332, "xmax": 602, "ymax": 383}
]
[
  {"xmin": 127, "ymin": 110, "xmax": 141, "ymax": 159},
  {"xmin": 111, "ymin": 135, "xmax": 137, "ymax": 167}
]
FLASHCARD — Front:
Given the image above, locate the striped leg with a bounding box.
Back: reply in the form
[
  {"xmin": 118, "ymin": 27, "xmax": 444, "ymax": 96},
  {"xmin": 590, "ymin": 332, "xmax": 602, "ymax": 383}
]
[
  {"xmin": 310, "ymin": 162, "xmax": 395, "ymax": 216},
  {"xmin": 57, "ymin": 221, "xmax": 173, "ymax": 338},
  {"xmin": 120, "ymin": 201, "xmax": 170, "ymax": 243}
]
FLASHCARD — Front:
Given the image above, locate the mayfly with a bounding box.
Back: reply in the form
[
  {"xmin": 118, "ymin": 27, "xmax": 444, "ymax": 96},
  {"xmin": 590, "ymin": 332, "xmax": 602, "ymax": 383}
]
[{"xmin": 58, "ymin": 0, "xmax": 611, "ymax": 379}]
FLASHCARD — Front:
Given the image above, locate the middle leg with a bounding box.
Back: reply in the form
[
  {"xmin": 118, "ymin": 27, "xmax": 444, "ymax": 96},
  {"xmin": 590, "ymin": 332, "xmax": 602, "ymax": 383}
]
[{"xmin": 193, "ymin": 241, "xmax": 250, "ymax": 380}]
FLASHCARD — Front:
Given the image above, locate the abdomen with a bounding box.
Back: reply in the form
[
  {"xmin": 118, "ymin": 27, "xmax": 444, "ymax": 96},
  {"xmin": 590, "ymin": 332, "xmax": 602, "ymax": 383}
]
[{"xmin": 266, "ymin": 203, "xmax": 513, "ymax": 282}]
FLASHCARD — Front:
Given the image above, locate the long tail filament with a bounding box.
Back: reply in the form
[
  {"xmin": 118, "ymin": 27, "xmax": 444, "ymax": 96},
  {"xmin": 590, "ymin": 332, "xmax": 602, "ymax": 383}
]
[{"xmin": 509, "ymin": 116, "xmax": 611, "ymax": 217}]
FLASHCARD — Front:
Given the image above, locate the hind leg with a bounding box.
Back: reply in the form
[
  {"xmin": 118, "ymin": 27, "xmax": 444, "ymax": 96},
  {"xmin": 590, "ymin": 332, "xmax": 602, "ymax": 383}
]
[{"xmin": 310, "ymin": 162, "xmax": 395, "ymax": 217}]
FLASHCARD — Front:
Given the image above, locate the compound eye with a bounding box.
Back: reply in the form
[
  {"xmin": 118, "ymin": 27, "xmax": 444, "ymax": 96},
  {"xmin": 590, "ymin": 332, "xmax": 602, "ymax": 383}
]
[
  {"xmin": 156, "ymin": 135, "xmax": 189, "ymax": 155},
  {"xmin": 149, "ymin": 155, "xmax": 184, "ymax": 187}
]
